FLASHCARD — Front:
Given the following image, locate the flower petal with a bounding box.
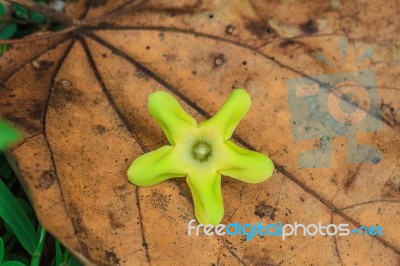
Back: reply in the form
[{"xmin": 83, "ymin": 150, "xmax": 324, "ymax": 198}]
[
  {"xmin": 187, "ymin": 172, "xmax": 224, "ymax": 225},
  {"xmin": 148, "ymin": 91, "xmax": 197, "ymax": 145},
  {"xmin": 218, "ymin": 140, "xmax": 274, "ymax": 183},
  {"xmin": 200, "ymin": 89, "xmax": 251, "ymax": 140},
  {"xmin": 127, "ymin": 145, "xmax": 186, "ymax": 186}
]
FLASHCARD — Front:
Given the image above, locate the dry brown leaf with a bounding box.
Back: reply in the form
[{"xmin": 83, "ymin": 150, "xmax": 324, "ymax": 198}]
[{"xmin": 1, "ymin": 0, "xmax": 399, "ymax": 265}]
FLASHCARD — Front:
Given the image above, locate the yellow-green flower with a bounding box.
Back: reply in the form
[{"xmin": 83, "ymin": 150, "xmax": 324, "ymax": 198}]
[{"xmin": 127, "ymin": 89, "xmax": 274, "ymax": 225}]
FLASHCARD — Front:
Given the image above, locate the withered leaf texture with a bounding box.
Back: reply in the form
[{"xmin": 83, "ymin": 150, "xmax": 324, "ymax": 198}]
[{"xmin": 0, "ymin": 0, "xmax": 399, "ymax": 265}]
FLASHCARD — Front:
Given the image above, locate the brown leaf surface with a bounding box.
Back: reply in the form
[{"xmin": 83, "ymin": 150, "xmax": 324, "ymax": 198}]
[{"xmin": 1, "ymin": 0, "xmax": 400, "ymax": 265}]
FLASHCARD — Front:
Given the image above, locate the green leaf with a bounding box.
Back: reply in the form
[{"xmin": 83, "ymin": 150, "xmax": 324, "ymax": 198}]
[
  {"xmin": 35, "ymin": 0, "xmax": 48, "ymax": 5},
  {"xmin": 55, "ymin": 240, "xmax": 82, "ymax": 266},
  {"xmin": 0, "ymin": 44, "xmax": 8, "ymax": 56},
  {"xmin": 16, "ymin": 198, "xmax": 36, "ymax": 227},
  {"xmin": 30, "ymin": 225, "xmax": 46, "ymax": 266},
  {"xmin": 67, "ymin": 256, "xmax": 83, "ymax": 266},
  {"xmin": 0, "ymin": 2, "xmax": 6, "ymax": 16},
  {"xmin": 12, "ymin": 4, "xmax": 28, "ymax": 19},
  {"xmin": 16, "ymin": 198, "xmax": 35, "ymax": 218},
  {"xmin": 29, "ymin": 1, "xmax": 46, "ymax": 24},
  {"xmin": 63, "ymin": 245, "xmax": 71, "ymax": 262},
  {"xmin": 0, "ymin": 179, "xmax": 36, "ymax": 255},
  {"xmin": 30, "ymin": 11, "xmax": 46, "ymax": 24},
  {"xmin": 1, "ymin": 232, "xmax": 13, "ymax": 245},
  {"xmin": 7, "ymin": 255, "xmax": 28, "ymax": 265},
  {"xmin": 2, "ymin": 261, "xmax": 27, "ymax": 266},
  {"xmin": 0, "ymin": 119, "xmax": 21, "ymax": 150},
  {"xmin": 0, "ymin": 238, "xmax": 4, "ymax": 264},
  {"xmin": 50, "ymin": 24, "xmax": 66, "ymax": 32},
  {"xmin": 0, "ymin": 153, "xmax": 13, "ymax": 180},
  {"xmin": 55, "ymin": 240, "xmax": 63, "ymax": 266},
  {"xmin": 4, "ymin": 238, "xmax": 16, "ymax": 255},
  {"xmin": 0, "ymin": 23, "xmax": 17, "ymax": 40}
]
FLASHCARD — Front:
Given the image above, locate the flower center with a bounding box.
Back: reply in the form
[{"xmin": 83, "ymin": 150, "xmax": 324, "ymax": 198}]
[{"xmin": 192, "ymin": 141, "xmax": 212, "ymax": 162}]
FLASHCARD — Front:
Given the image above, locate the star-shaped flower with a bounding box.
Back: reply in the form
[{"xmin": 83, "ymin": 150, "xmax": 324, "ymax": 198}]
[{"xmin": 127, "ymin": 89, "xmax": 274, "ymax": 225}]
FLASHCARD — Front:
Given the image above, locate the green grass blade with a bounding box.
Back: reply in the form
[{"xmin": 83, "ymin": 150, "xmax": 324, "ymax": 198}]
[
  {"xmin": 55, "ymin": 240, "xmax": 63, "ymax": 266},
  {"xmin": 67, "ymin": 256, "xmax": 83, "ymax": 266},
  {"xmin": 0, "ymin": 153, "xmax": 13, "ymax": 180},
  {"xmin": 0, "ymin": 119, "xmax": 21, "ymax": 150},
  {"xmin": 4, "ymin": 238, "xmax": 16, "ymax": 256},
  {"xmin": 2, "ymin": 261, "xmax": 27, "ymax": 266},
  {"xmin": 0, "ymin": 237, "xmax": 4, "ymax": 263},
  {"xmin": 63, "ymin": 247, "xmax": 71, "ymax": 262},
  {"xmin": 0, "ymin": 179, "xmax": 36, "ymax": 255},
  {"xmin": 29, "ymin": 224, "xmax": 46, "ymax": 266},
  {"xmin": 6, "ymin": 254, "xmax": 28, "ymax": 265}
]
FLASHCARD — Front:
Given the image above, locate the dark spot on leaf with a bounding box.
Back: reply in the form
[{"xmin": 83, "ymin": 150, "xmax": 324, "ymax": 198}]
[
  {"xmin": 38, "ymin": 170, "xmax": 56, "ymax": 189},
  {"xmin": 214, "ymin": 57, "xmax": 224, "ymax": 66},
  {"xmin": 380, "ymin": 102, "xmax": 399, "ymax": 126},
  {"xmin": 243, "ymin": 253, "xmax": 275, "ymax": 266},
  {"xmin": 244, "ymin": 19, "xmax": 277, "ymax": 39},
  {"xmin": 32, "ymin": 60, "xmax": 54, "ymax": 71},
  {"xmin": 88, "ymin": 0, "xmax": 107, "ymax": 8},
  {"xmin": 135, "ymin": 69, "xmax": 149, "ymax": 80},
  {"xmin": 344, "ymin": 166, "xmax": 361, "ymax": 190},
  {"xmin": 61, "ymin": 80, "xmax": 71, "ymax": 87},
  {"xmin": 149, "ymin": 190, "xmax": 169, "ymax": 211},
  {"xmin": 108, "ymin": 212, "xmax": 124, "ymax": 229},
  {"xmin": 114, "ymin": 184, "xmax": 128, "ymax": 193},
  {"xmin": 3, "ymin": 113, "xmax": 38, "ymax": 133},
  {"xmin": 95, "ymin": 124, "xmax": 106, "ymax": 135},
  {"xmin": 69, "ymin": 204, "xmax": 88, "ymax": 236},
  {"xmin": 279, "ymin": 39, "xmax": 296, "ymax": 48},
  {"xmin": 29, "ymin": 102, "xmax": 43, "ymax": 120},
  {"xmin": 255, "ymin": 202, "xmax": 276, "ymax": 220},
  {"xmin": 300, "ymin": 20, "xmax": 318, "ymax": 35},
  {"xmin": 210, "ymin": 53, "xmax": 225, "ymax": 67},
  {"xmin": 50, "ymin": 81, "xmax": 84, "ymax": 109},
  {"xmin": 113, "ymin": 184, "xmax": 133, "ymax": 202},
  {"xmin": 78, "ymin": 241, "xmax": 91, "ymax": 260},
  {"xmin": 163, "ymin": 53, "xmax": 177, "ymax": 62},
  {"xmin": 225, "ymin": 25, "xmax": 235, "ymax": 35},
  {"xmin": 382, "ymin": 175, "xmax": 400, "ymax": 199},
  {"xmin": 105, "ymin": 250, "xmax": 120, "ymax": 265}
]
